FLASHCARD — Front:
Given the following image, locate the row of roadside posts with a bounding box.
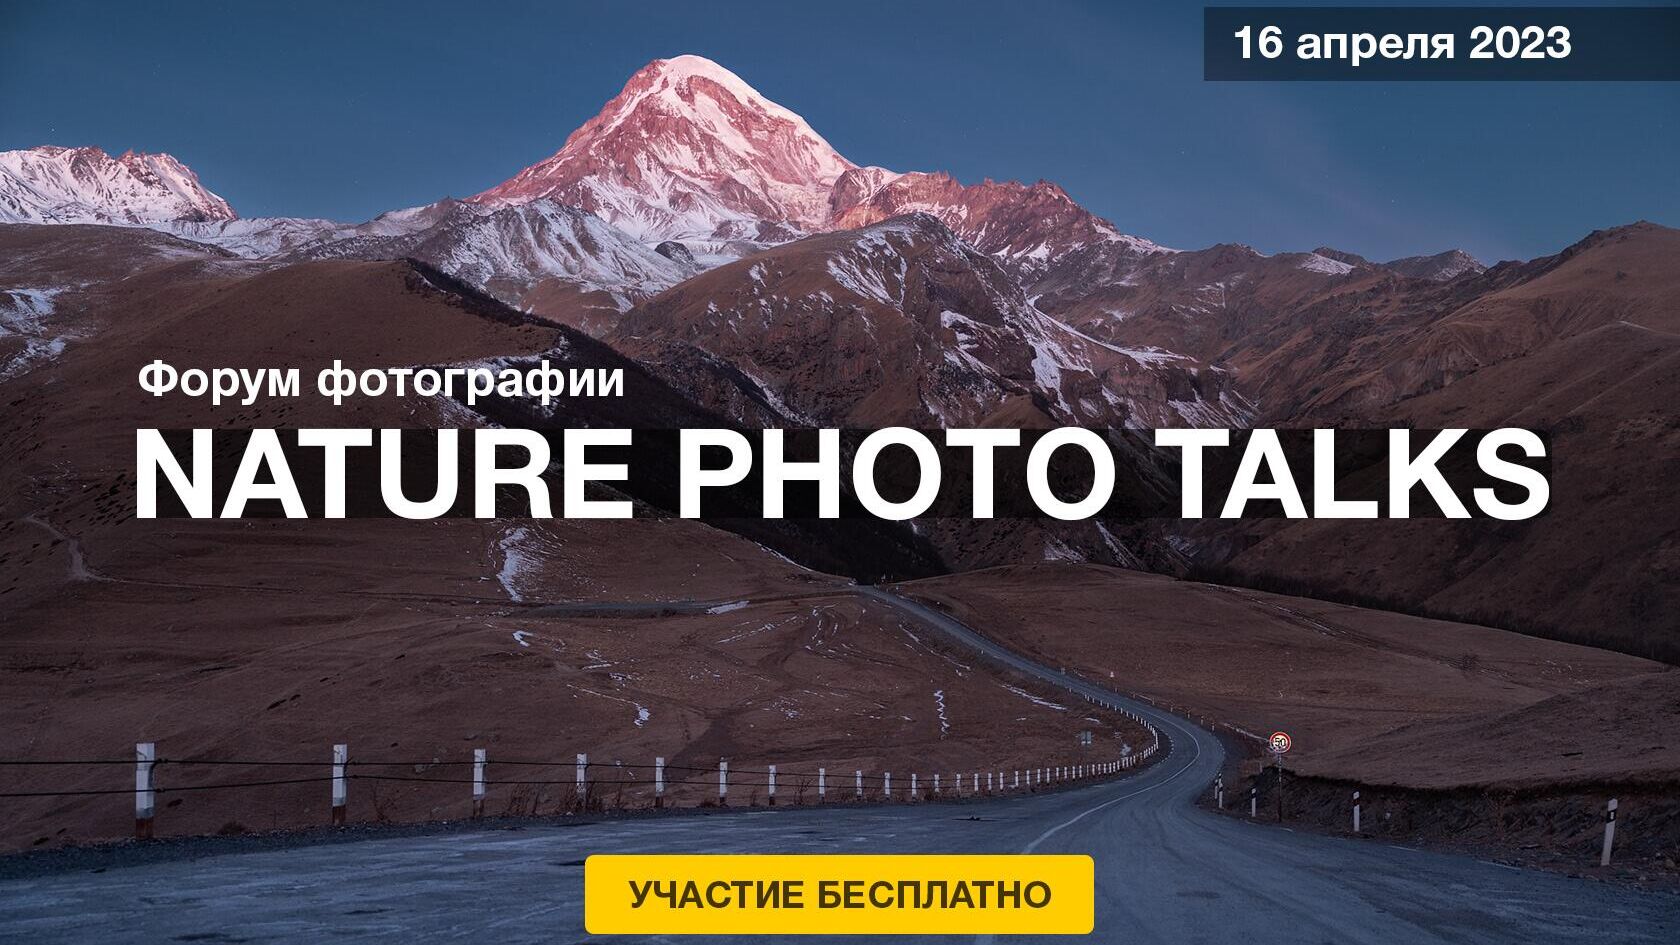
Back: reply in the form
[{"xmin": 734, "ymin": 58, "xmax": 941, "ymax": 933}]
[
  {"xmin": 130, "ymin": 742, "xmax": 1157, "ymax": 837},
  {"xmin": 140, "ymin": 730, "xmax": 1629, "ymax": 866}
]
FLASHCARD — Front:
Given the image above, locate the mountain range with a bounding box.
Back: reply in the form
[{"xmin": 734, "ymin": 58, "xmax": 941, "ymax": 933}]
[
  {"xmin": 2, "ymin": 54, "xmax": 1674, "ymax": 659},
  {"xmin": 0, "ymin": 55, "xmax": 1482, "ymax": 305}
]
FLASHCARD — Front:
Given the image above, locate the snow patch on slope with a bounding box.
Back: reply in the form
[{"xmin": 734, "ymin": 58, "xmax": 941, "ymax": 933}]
[
  {"xmin": 0, "ymin": 286, "xmax": 70, "ymax": 380},
  {"xmin": 496, "ymin": 526, "xmax": 540, "ymax": 602},
  {"xmin": 1298, "ymin": 253, "xmax": 1354, "ymax": 276}
]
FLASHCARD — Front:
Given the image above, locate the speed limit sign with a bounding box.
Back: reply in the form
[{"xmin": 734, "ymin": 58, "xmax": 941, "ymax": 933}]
[{"xmin": 1269, "ymin": 731, "xmax": 1292, "ymax": 754}]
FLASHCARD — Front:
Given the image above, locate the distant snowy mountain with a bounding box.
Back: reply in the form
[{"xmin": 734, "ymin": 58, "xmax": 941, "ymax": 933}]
[
  {"xmin": 158, "ymin": 217, "xmax": 345, "ymax": 257},
  {"xmin": 1383, "ymin": 249, "xmax": 1485, "ymax": 282},
  {"xmin": 469, "ymin": 54, "xmax": 1168, "ymax": 277},
  {"xmin": 159, "ymin": 200, "xmax": 497, "ymax": 260},
  {"xmin": 827, "ymin": 170, "xmax": 1170, "ymax": 279},
  {"xmin": 0, "ymin": 147, "xmax": 235, "ymax": 225},
  {"xmin": 0, "ymin": 58, "xmax": 1492, "ymax": 421},
  {"xmin": 472, "ymin": 55, "xmax": 855, "ymax": 244},
  {"xmin": 294, "ymin": 198, "xmax": 695, "ymax": 325},
  {"xmin": 403, "ymin": 200, "xmax": 695, "ymax": 303}
]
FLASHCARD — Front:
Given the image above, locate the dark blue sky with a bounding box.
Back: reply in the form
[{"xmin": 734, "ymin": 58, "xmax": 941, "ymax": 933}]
[{"xmin": 3, "ymin": 0, "xmax": 1675, "ymax": 262}]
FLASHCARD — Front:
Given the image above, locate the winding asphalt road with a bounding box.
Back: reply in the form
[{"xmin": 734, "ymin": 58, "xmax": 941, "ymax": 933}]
[{"xmin": 1, "ymin": 589, "xmax": 1675, "ymax": 943}]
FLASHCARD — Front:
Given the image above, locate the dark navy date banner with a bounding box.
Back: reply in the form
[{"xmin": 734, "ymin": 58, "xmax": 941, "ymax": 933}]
[{"xmin": 1204, "ymin": 6, "xmax": 1680, "ymax": 80}]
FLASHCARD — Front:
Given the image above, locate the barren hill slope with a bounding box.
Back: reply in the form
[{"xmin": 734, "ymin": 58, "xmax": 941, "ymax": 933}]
[{"xmin": 0, "ymin": 225, "xmax": 1143, "ymax": 849}]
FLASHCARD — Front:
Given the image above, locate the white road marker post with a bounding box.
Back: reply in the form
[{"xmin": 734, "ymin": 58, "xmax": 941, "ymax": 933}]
[
  {"xmin": 855, "ymin": 770, "xmax": 863, "ymax": 800},
  {"xmin": 1601, "ymin": 798, "xmax": 1617, "ymax": 867},
  {"xmin": 575, "ymin": 753, "xmax": 589, "ymax": 812},
  {"xmin": 910, "ymin": 773, "xmax": 918, "ymax": 800},
  {"xmin": 331, "ymin": 743, "xmax": 348, "ymax": 825},
  {"xmin": 1216, "ymin": 773, "xmax": 1224, "ymax": 810},
  {"xmin": 933, "ymin": 773, "xmax": 940, "ymax": 794},
  {"xmin": 472, "ymin": 748, "xmax": 486, "ymax": 818},
  {"xmin": 1250, "ymin": 786, "xmax": 1258, "ymax": 818},
  {"xmin": 1014, "ymin": 770, "xmax": 1020, "ymax": 790},
  {"xmin": 768, "ymin": 764, "xmax": 777, "ymax": 806},
  {"xmin": 718, "ymin": 760, "xmax": 728, "ymax": 806},
  {"xmin": 818, "ymin": 767, "xmax": 826, "ymax": 801},
  {"xmin": 986, "ymin": 772, "xmax": 993, "ymax": 793},
  {"xmin": 655, "ymin": 757, "xmax": 665, "ymax": 809},
  {"xmin": 135, "ymin": 742, "xmax": 156, "ymax": 839},
  {"xmin": 1352, "ymin": 790, "xmax": 1361, "ymax": 833}
]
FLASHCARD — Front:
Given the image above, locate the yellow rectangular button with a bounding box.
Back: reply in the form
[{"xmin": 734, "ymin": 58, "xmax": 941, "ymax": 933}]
[{"xmin": 585, "ymin": 853, "xmax": 1094, "ymax": 935}]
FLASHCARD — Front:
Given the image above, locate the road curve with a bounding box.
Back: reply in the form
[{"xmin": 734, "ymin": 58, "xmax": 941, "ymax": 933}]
[{"xmin": 0, "ymin": 590, "xmax": 1675, "ymax": 943}]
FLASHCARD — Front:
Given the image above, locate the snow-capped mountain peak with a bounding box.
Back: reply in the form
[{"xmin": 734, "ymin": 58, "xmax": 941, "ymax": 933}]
[
  {"xmin": 471, "ymin": 55, "xmax": 1164, "ymax": 275},
  {"xmin": 0, "ymin": 146, "xmax": 235, "ymax": 225},
  {"xmin": 471, "ymin": 55, "xmax": 855, "ymax": 241},
  {"xmin": 597, "ymin": 55, "xmax": 842, "ymax": 159}
]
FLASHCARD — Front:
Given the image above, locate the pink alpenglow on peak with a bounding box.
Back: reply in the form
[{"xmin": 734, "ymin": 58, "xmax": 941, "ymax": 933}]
[
  {"xmin": 471, "ymin": 55, "xmax": 856, "ymax": 242},
  {"xmin": 471, "ymin": 55, "xmax": 1165, "ymax": 271},
  {"xmin": 0, "ymin": 146, "xmax": 236, "ymax": 225}
]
